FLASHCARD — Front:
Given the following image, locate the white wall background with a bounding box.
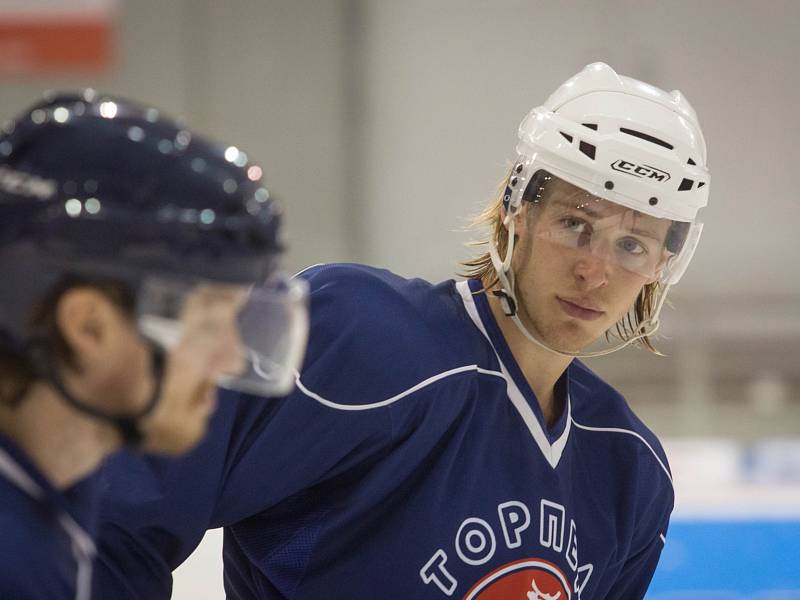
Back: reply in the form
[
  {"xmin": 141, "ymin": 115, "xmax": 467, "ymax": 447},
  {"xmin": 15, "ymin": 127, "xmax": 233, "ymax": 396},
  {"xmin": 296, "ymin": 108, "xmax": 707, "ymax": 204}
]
[{"xmin": 1, "ymin": 1, "xmax": 798, "ymax": 597}]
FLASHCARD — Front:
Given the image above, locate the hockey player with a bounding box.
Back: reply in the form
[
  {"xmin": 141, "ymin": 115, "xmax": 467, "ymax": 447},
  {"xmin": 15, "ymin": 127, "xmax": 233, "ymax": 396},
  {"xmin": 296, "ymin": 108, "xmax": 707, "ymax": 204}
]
[
  {"xmin": 92, "ymin": 63, "xmax": 709, "ymax": 599},
  {"xmin": 0, "ymin": 92, "xmax": 307, "ymax": 598}
]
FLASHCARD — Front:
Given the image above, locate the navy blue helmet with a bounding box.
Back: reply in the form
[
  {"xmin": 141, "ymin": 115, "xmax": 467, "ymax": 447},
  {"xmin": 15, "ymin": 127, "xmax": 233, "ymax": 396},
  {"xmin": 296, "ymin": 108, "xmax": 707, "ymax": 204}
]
[{"xmin": 0, "ymin": 90, "xmax": 285, "ymax": 346}]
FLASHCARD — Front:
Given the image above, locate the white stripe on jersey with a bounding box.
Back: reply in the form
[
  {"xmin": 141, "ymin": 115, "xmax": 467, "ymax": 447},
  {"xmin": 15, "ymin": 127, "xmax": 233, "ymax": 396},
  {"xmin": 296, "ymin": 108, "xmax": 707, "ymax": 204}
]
[
  {"xmin": 294, "ymin": 364, "xmax": 505, "ymax": 411},
  {"xmin": 570, "ymin": 420, "xmax": 674, "ymax": 486}
]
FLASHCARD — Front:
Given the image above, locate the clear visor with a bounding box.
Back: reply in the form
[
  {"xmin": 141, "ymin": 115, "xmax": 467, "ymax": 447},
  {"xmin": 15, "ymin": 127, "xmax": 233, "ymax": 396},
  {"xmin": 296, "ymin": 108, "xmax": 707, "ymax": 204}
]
[
  {"xmin": 222, "ymin": 276, "xmax": 309, "ymax": 396},
  {"xmin": 137, "ymin": 273, "xmax": 308, "ymax": 397},
  {"xmin": 526, "ymin": 171, "xmax": 698, "ymax": 282}
]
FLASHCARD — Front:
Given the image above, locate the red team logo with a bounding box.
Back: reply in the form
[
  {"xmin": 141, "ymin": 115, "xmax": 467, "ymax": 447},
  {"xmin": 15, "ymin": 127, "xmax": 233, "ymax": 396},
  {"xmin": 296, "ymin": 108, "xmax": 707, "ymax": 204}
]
[{"xmin": 462, "ymin": 559, "xmax": 572, "ymax": 600}]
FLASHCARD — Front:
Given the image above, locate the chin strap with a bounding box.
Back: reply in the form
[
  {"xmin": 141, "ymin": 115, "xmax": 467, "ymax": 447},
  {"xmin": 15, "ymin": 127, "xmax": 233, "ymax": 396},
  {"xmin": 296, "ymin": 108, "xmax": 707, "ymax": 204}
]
[
  {"xmin": 487, "ymin": 209, "xmax": 671, "ymax": 358},
  {"xmin": 26, "ymin": 341, "xmax": 165, "ymax": 447}
]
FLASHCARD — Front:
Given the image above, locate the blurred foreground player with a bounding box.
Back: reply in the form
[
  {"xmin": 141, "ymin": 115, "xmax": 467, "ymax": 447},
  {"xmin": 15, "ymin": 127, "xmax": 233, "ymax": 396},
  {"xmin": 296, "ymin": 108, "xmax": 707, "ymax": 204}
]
[
  {"xmin": 94, "ymin": 63, "xmax": 709, "ymax": 599},
  {"xmin": 0, "ymin": 92, "xmax": 307, "ymax": 599}
]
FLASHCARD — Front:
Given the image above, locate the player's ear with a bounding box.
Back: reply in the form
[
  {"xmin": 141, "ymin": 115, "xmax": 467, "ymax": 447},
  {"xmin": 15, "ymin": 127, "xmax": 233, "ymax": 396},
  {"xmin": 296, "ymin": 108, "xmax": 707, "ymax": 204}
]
[
  {"xmin": 507, "ymin": 202, "xmax": 531, "ymax": 237},
  {"xmin": 55, "ymin": 288, "xmax": 114, "ymax": 369}
]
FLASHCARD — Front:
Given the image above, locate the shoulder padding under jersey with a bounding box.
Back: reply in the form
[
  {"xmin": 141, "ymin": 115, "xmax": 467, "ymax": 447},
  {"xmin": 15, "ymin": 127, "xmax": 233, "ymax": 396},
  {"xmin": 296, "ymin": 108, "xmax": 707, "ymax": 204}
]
[
  {"xmin": 569, "ymin": 359, "xmax": 673, "ymax": 486},
  {"xmin": 295, "ymin": 264, "xmax": 488, "ymax": 409}
]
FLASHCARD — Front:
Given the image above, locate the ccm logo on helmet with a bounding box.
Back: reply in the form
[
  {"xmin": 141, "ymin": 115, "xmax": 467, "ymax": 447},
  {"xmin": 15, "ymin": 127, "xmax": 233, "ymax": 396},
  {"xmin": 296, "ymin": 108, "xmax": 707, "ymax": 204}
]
[
  {"xmin": 0, "ymin": 166, "xmax": 57, "ymax": 200},
  {"xmin": 610, "ymin": 160, "xmax": 670, "ymax": 182}
]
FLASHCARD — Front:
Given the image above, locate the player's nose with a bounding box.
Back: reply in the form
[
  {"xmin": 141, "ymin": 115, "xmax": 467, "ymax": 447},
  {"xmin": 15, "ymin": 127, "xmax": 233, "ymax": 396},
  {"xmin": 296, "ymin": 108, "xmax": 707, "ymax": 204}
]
[{"xmin": 573, "ymin": 251, "xmax": 609, "ymax": 289}]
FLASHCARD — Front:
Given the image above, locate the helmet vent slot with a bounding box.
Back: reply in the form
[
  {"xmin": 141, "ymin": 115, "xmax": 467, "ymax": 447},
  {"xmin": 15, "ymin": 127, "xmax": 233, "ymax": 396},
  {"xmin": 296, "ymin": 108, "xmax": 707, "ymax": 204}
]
[
  {"xmin": 559, "ymin": 131, "xmax": 574, "ymax": 143},
  {"xmin": 578, "ymin": 141, "xmax": 596, "ymax": 160},
  {"xmin": 678, "ymin": 178, "xmax": 694, "ymax": 191},
  {"xmin": 697, "ymin": 181, "xmax": 706, "ymax": 188},
  {"xmin": 582, "ymin": 123, "xmax": 598, "ymax": 131},
  {"xmin": 619, "ymin": 127, "xmax": 674, "ymax": 150},
  {"xmin": 687, "ymin": 157, "xmax": 697, "ymax": 166}
]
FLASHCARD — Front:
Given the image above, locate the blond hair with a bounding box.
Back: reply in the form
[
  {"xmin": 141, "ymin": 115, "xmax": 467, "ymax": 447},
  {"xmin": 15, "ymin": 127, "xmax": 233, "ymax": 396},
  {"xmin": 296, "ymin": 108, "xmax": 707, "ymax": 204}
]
[{"xmin": 459, "ymin": 167, "xmax": 663, "ymax": 354}]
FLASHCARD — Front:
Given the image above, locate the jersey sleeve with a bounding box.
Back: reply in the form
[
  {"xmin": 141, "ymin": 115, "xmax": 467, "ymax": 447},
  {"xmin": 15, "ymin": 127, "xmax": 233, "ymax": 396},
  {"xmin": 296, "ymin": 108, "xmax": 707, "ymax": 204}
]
[
  {"xmin": 212, "ymin": 264, "xmax": 404, "ymax": 524},
  {"xmin": 570, "ymin": 361, "xmax": 677, "ymax": 600},
  {"xmin": 211, "ymin": 381, "xmax": 393, "ymax": 526},
  {"xmin": 92, "ymin": 264, "xmax": 398, "ymax": 598},
  {"xmin": 604, "ymin": 510, "xmax": 671, "ymax": 599},
  {"xmin": 91, "ymin": 420, "xmax": 236, "ymax": 600},
  {"xmin": 604, "ymin": 439, "xmax": 675, "ymax": 600}
]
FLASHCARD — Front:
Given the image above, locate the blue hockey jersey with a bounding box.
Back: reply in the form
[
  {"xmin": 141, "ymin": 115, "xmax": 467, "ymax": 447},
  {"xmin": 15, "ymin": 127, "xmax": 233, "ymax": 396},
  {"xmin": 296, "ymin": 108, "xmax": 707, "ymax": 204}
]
[
  {"xmin": 0, "ymin": 433, "xmax": 96, "ymax": 600},
  {"xmin": 92, "ymin": 263, "xmax": 674, "ymax": 599}
]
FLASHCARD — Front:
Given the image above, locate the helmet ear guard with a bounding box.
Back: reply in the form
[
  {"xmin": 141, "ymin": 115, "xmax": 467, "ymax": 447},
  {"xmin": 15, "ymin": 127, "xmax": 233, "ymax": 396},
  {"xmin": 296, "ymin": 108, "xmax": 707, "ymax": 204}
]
[
  {"xmin": 661, "ymin": 221, "xmax": 703, "ymax": 285},
  {"xmin": 503, "ymin": 157, "xmax": 534, "ymax": 214}
]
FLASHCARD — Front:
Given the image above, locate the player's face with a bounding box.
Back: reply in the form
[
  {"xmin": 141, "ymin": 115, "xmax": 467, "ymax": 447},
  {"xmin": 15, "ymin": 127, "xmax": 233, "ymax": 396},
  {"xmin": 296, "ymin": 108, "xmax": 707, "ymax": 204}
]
[
  {"xmin": 63, "ymin": 285, "xmax": 246, "ymax": 455},
  {"xmin": 510, "ymin": 178, "xmax": 670, "ymax": 353},
  {"xmin": 139, "ymin": 284, "xmax": 248, "ymax": 454}
]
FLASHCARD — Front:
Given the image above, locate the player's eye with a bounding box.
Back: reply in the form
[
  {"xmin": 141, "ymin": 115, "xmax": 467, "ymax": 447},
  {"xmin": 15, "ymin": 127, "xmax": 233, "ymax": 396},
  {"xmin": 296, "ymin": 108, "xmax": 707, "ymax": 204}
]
[
  {"xmin": 617, "ymin": 237, "xmax": 647, "ymax": 256},
  {"xmin": 559, "ymin": 216, "xmax": 589, "ymax": 234}
]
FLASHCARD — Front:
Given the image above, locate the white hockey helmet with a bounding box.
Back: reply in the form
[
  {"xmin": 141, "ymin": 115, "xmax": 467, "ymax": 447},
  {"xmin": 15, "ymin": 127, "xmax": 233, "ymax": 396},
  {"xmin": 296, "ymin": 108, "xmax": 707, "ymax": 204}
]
[{"xmin": 505, "ymin": 62, "xmax": 709, "ymax": 285}]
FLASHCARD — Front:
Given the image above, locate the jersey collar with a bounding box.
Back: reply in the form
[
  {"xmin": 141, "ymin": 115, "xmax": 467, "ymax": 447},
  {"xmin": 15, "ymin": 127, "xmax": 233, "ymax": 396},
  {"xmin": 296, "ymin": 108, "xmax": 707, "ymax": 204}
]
[
  {"xmin": 457, "ymin": 279, "xmax": 572, "ymax": 469},
  {"xmin": 0, "ymin": 431, "xmax": 57, "ymax": 502},
  {"xmin": 0, "ymin": 432, "xmax": 98, "ymax": 535},
  {"xmin": 0, "ymin": 432, "xmax": 97, "ymax": 597}
]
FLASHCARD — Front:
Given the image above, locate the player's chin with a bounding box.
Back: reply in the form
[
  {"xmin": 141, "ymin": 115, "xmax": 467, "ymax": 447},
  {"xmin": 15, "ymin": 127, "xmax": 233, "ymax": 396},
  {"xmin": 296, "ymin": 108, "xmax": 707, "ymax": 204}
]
[
  {"xmin": 155, "ymin": 419, "xmax": 210, "ymax": 456},
  {"xmin": 172, "ymin": 389, "xmax": 218, "ymax": 452},
  {"xmin": 549, "ymin": 323, "xmax": 604, "ymax": 354},
  {"xmin": 143, "ymin": 393, "xmax": 217, "ymax": 455},
  {"xmin": 179, "ymin": 422, "xmax": 210, "ymax": 454}
]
